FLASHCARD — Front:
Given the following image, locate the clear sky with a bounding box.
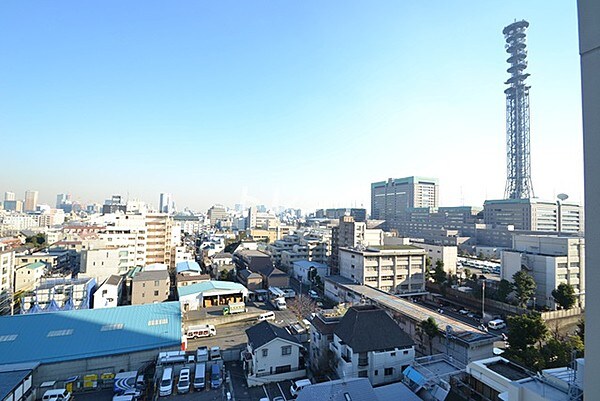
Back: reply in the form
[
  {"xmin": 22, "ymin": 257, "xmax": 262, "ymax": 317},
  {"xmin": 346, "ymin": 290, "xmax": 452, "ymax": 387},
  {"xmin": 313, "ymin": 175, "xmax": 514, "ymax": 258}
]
[{"xmin": 0, "ymin": 1, "xmax": 583, "ymax": 213}]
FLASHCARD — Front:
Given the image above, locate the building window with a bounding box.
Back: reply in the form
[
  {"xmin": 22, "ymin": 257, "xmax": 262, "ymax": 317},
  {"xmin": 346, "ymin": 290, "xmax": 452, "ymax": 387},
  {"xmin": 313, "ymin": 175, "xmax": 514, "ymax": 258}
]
[
  {"xmin": 282, "ymin": 346, "xmax": 292, "ymax": 356},
  {"xmin": 384, "ymin": 367, "xmax": 393, "ymax": 376},
  {"xmin": 358, "ymin": 370, "xmax": 368, "ymax": 378},
  {"xmin": 262, "ymin": 349, "xmax": 268, "ymax": 357},
  {"xmin": 154, "ymin": 290, "xmax": 159, "ymax": 296},
  {"xmin": 154, "ymin": 280, "xmax": 160, "ymax": 286},
  {"xmin": 374, "ymin": 370, "xmax": 378, "ymax": 375}
]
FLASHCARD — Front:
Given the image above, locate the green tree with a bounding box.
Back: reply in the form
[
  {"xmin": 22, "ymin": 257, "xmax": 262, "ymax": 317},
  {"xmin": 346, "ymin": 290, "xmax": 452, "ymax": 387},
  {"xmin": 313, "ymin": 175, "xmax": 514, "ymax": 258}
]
[
  {"xmin": 463, "ymin": 268, "xmax": 471, "ymax": 283},
  {"xmin": 540, "ymin": 335, "xmax": 584, "ymax": 369},
  {"xmin": 506, "ymin": 313, "xmax": 548, "ymax": 351},
  {"xmin": 552, "ymin": 283, "xmax": 577, "ymax": 310},
  {"xmin": 513, "ymin": 270, "xmax": 536, "ymax": 308},
  {"xmin": 419, "ymin": 317, "xmax": 439, "ymax": 355},
  {"xmin": 432, "ymin": 260, "xmax": 446, "ymax": 285},
  {"xmin": 505, "ymin": 313, "xmax": 549, "ymax": 370},
  {"xmin": 496, "ymin": 279, "xmax": 513, "ymax": 302},
  {"xmin": 219, "ymin": 269, "xmax": 230, "ymax": 281}
]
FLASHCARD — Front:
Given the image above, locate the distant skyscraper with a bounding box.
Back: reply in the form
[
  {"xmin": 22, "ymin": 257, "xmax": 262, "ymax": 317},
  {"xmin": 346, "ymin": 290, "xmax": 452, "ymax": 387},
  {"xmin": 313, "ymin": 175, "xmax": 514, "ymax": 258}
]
[
  {"xmin": 4, "ymin": 192, "xmax": 15, "ymax": 201},
  {"xmin": 56, "ymin": 193, "xmax": 69, "ymax": 208},
  {"xmin": 24, "ymin": 190, "xmax": 38, "ymax": 212},
  {"xmin": 159, "ymin": 193, "xmax": 172, "ymax": 214},
  {"xmin": 503, "ymin": 20, "xmax": 534, "ymax": 199},
  {"xmin": 371, "ymin": 176, "xmax": 439, "ymax": 224}
]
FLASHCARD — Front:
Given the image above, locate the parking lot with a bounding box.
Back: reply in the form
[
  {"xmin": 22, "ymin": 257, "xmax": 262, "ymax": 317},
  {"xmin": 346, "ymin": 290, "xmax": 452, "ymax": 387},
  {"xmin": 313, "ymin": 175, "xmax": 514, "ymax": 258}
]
[{"xmin": 227, "ymin": 361, "xmax": 297, "ymax": 401}]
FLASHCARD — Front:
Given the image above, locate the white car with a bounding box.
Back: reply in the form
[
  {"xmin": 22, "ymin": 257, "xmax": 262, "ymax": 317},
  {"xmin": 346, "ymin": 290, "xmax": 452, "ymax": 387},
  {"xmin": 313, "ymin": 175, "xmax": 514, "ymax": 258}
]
[
  {"xmin": 308, "ymin": 290, "xmax": 319, "ymax": 299},
  {"xmin": 177, "ymin": 368, "xmax": 191, "ymax": 394},
  {"xmin": 291, "ymin": 379, "xmax": 312, "ymax": 396}
]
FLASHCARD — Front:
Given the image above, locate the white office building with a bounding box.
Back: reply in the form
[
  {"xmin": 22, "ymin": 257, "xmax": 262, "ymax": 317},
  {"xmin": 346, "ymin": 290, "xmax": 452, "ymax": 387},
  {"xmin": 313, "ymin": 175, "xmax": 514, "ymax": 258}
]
[{"xmin": 502, "ymin": 234, "xmax": 585, "ymax": 309}]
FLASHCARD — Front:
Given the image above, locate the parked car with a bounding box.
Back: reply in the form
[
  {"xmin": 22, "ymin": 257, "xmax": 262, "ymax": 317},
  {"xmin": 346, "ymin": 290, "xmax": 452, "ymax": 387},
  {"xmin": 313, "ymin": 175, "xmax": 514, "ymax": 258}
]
[
  {"xmin": 308, "ymin": 290, "xmax": 319, "ymax": 299},
  {"xmin": 290, "ymin": 379, "xmax": 312, "ymax": 396},
  {"xmin": 42, "ymin": 390, "xmax": 71, "ymax": 401},
  {"xmin": 177, "ymin": 368, "xmax": 191, "ymax": 394},
  {"xmin": 210, "ymin": 346, "xmax": 222, "ymax": 361},
  {"xmin": 257, "ymin": 311, "xmax": 276, "ymax": 322},
  {"xmin": 459, "ymin": 309, "xmax": 469, "ymax": 315},
  {"xmin": 488, "ymin": 319, "xmax": 507, "ymax": 330},
  {"xmin": 196, "ymin": 346, "xmax": 209, "ymax": 363},
  {"xmin": 158, "ymin": 367, "xmax": 173, "ymax": 397}
]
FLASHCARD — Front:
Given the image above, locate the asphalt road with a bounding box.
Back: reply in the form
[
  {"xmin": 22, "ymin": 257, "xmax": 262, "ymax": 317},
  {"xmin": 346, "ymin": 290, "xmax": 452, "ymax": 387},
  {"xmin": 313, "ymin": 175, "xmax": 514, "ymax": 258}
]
[{"xmin": 187, "ymin": 302, "xmax": 301, "ymax": 351}]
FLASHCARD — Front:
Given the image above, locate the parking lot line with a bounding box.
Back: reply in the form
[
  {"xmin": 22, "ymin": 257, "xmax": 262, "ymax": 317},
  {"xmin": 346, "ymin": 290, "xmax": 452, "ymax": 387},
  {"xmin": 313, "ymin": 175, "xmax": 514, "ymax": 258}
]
[
  {"xmin": 262, "ymin": 385, "xmax": 270, "ymax": 400},
  {"xmin": 276, "ymin": 382, "xmax": 286, "ymax": 401}
]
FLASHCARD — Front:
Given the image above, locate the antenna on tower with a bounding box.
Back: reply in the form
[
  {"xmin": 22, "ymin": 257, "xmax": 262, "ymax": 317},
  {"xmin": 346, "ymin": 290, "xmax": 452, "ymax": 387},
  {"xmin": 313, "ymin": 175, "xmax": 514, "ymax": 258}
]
[{"xmin": 503, "ymin": 20, "xmax": 534, "ymax": 200}]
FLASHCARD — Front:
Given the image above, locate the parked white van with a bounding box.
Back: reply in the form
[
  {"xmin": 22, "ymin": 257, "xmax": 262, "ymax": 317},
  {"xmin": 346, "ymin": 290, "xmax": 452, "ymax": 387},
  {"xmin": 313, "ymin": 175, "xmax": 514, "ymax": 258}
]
[
  {"xmin": 257, "ymin": 311, "xmax": 275, "ymax": 322},
  {"xmin": 42, "ymin": 389, "xmax": 71, "ymax": 401},
  {"xmin": 488, "ymin": 319, "xmax": 506, "ymax": 330},
  {"xmin": 290, "ymin": 379, "xmax": 312, "ymax": 396},
  {"xmin": 193, "ymin": 362, "xmax": 206, "ymax": 390},
  {"xmin": 159, "ymin": 367, "xmax": 173, "ymax": 396}
]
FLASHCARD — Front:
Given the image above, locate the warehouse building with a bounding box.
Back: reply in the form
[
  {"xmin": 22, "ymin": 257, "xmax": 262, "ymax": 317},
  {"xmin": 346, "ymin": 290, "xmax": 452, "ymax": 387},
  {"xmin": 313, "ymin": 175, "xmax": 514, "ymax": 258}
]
[{"xmin": 0, "ymin": 302, "xmax": 182, "ymax": 386}]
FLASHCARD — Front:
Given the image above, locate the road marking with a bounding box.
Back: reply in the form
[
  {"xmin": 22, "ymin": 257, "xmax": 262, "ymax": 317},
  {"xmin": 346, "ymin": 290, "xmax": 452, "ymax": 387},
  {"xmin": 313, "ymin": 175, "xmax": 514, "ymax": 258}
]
[
  {"xmin": 276, "ymin": 382, "xmax": 287, "ymax": 401},
  {"xmin": 263, "ymin": 384, "xmax": 270, "ymax": 399}
]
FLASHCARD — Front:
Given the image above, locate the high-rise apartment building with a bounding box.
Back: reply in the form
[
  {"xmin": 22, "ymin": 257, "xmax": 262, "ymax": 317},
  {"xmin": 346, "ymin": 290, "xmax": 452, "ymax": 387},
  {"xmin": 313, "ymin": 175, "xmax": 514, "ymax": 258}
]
[
  {"xmin": 330, "ymin": 216, "xmax": 384, "ymax": 273},
  {"xmin": 4, "ymin": 192, "xmax": 15, "ymax": 201},
  {"xmin": 56, "ymin": 193, "xmax": 70, "ymax": 209},
  {"xmin": 371, "ymin": 177, "xmax": 439, "ymax": 226},
  {"xmin": 145, "ymin": 213, "xmax": 175, "ymax": 267},
  {"xmin": 24, "ymin": 190, "xmax": 38, "ymax": 212},
  {"xmin": 159, "ymin": 193, "xmax": 172, "ymax": 214}
]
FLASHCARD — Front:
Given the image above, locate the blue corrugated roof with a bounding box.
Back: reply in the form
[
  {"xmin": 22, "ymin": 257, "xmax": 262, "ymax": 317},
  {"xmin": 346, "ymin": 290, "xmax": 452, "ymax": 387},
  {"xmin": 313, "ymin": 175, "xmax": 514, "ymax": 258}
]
[
  {"xmin": 0, "ymin": 302, "xmax": 181, "ymax": 365},
  {"xmin": 177, "ymin": 280, "xmax": 246, "ymax": 298},
  {"xmin": 175, "ymin": 261, "xmax": 201, "ymax": 274}
]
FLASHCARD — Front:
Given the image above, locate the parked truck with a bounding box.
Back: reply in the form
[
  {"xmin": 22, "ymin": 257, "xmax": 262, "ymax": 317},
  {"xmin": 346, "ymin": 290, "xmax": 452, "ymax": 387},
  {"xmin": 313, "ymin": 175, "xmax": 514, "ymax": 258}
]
[
  {"xmin": 186, "ymin": 324, "xmax": 216, "ymax": 339},
  {"xmin": 222, "ymin": 302, "xmax": 247, "ymax": 315}
]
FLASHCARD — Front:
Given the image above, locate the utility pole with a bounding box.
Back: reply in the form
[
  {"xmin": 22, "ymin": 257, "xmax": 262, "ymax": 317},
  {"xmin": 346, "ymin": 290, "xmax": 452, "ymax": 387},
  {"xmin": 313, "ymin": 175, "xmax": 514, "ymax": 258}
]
[{"xmin": 481, "ymin": 280, "xmax": 485, "ymax": 323}]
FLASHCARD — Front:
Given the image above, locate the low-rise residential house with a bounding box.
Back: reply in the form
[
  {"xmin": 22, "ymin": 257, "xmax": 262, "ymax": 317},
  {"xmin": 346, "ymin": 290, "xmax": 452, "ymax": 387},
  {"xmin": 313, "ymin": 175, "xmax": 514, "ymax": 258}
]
[
  {"xmin": 233, "ymin": 249, "xmax": 273, "ymax": 275},
  {"xmin": 176, "ymin": 260, "xmax": 202, "ymax": 275},
  {"xmin": 237, "ymin": 269, "xmax": 263, "ymax": 291},
  {"xmin": 261, "ymin": 266, "xmax": 289, "ymax": 289},
  {"xmin": 212, "ymin": 252, "xmax": 233, "ymax": 268},
  {"xmin": 309, "ymin": 308, "xmax": 344, "ymax": 373},
  {"xmin": 329, "ymin": 305, "xmax": 415, "ymax": 386},
  {"xmin": 93, "ymin": 274, "xmax": 123, "ymax": 308},
  {"xmin": 293, "ymin": 260, "xmax": 329, "ymax": 285},
  {"xmin": 242, "ymin": 321, "xmax": 306, "ymax": 386},
  {"xmin": 131, "ymin": 270, "xmax": 170, "ymax": 305},
  {"xmin": 14, "ymin": 262, "xmax": 46, "ymax": 292}
]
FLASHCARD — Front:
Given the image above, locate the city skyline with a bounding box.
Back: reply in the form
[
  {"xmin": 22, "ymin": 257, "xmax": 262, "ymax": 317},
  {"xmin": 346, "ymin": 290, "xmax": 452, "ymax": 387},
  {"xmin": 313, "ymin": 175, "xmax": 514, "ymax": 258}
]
[{"xmin": 0, "ymin": 1, "xmax": 583, "ymax": 212}]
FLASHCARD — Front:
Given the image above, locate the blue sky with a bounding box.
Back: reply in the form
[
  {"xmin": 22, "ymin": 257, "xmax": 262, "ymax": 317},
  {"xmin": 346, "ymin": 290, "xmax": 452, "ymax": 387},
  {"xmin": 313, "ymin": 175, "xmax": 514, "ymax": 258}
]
[{"xmin": 0, "ymin": 1, "xmax": 583, "ymax": 212}]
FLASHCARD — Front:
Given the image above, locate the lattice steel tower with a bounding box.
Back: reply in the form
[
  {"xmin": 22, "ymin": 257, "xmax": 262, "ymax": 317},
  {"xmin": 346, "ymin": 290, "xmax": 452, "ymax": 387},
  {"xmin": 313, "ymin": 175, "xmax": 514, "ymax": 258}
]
[{"xmin": 503, "ymin": 20, "xmax": 534, "ymax": 199}]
